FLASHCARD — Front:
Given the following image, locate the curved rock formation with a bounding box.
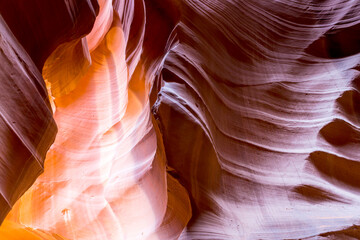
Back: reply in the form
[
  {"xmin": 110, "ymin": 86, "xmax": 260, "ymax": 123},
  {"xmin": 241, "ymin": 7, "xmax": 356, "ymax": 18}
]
[
  {"xmin": 0, "ymin": 0, "xmax": 98, "ymax": 227},
  {"xmin": 153, "ymin": 1, "xmax": 360, "ymax": 238},
  {"xmin": 0, "ymin": 0, "xmax": 360, "ymax": 239},
  {"xmin": 0, "ymin": 16, "xmax": 56, "ymax": 224}
]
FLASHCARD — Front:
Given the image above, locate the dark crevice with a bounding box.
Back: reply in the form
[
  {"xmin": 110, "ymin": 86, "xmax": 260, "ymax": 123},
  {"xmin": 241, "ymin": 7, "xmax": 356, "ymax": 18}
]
[
  {"xmin": 305, "ymin": 23, "xmax": 360, "ymax": 58},
  {"xmin": 309, "ymin": 151, "xmax": 360, "ymax": 190}
]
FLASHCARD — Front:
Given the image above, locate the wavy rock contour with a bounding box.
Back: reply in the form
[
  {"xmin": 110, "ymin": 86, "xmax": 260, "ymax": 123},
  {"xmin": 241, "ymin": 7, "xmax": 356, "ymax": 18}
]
[{"xmin": 0, "ymin": 0, "xmax": 360, "ymax": 239}]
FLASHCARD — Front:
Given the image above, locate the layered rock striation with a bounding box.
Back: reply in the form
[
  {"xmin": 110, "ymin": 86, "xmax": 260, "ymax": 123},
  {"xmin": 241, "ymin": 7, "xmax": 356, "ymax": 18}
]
[{"xmin": 0, "ymin": 0, "xmax": 360, "ymax": 239}]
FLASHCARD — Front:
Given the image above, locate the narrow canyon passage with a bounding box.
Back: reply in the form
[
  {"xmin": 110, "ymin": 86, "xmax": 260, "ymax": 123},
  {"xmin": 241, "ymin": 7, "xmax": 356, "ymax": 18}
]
[{"xmin": 0, "ymin": 0, "xmax": 360, "ymax": 239}]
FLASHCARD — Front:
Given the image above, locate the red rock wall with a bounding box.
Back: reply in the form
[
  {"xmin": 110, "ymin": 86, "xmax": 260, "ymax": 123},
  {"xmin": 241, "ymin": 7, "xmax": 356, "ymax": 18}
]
[{"xmin": 0, "ymin": 0, "xmax": 359, "ymax": 239}]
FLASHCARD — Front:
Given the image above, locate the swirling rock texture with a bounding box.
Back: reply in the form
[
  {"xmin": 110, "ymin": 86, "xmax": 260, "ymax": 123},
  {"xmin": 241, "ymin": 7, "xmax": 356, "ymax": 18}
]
[{"xmin": 0, "ymin": 0, "xmax": 360, "ymax": 239}]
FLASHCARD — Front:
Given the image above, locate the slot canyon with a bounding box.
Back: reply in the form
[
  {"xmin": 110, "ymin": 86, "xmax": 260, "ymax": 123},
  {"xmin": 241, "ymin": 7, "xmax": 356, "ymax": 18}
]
[{"xmin": 0, "ymin": 0, "xmax": 360, "ymax": 239}]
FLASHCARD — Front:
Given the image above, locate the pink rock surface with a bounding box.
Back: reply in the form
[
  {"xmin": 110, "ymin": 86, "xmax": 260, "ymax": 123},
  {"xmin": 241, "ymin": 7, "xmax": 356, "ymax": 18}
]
[{"xmin": 0, "ymin": 0, "xmax": 360, "ymax": 239}]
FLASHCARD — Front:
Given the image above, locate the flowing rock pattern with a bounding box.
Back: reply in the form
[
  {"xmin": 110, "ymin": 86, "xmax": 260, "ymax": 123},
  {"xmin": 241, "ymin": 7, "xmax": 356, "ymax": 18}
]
[
  {"xmin": 0, "ymin": 0, "xmax": 360, "ymax": 239},
  {"xmin": 0, "ymin": 16, "xmax": 57, "ymax": 224}
]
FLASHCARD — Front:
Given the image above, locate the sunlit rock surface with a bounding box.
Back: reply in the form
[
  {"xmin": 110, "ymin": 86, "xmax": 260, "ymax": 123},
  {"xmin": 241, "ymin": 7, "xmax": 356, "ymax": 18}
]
[{"xmin": 0, "ymin": 0, "xmax": 360, "ymax": 239}]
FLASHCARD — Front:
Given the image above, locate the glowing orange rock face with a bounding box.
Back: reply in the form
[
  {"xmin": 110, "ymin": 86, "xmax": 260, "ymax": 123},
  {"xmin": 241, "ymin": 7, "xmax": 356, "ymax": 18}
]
[
  {"xmin": 1, "ymin": 0, "xmax": 360, "ymax": 239},
  {"xmin": 1, "ymin": 0, "xmax": 190, "ymax": 239}
]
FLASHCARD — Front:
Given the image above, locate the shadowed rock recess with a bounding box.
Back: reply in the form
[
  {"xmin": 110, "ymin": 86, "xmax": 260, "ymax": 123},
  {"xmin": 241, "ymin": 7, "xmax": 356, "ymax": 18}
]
[{"xmin": 0, "ymin": 0, "xmax": 360, "ymax": 239}]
